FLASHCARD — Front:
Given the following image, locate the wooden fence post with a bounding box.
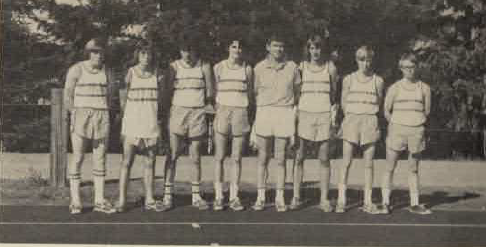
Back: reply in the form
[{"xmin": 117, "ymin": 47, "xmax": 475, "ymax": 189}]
[{"xmin": 50, "ymin": 88, "xmax": 67, "ymax": 187}]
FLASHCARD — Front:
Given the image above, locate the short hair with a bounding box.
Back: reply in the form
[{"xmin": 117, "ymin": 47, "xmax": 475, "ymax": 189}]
[
  {"xmin": 266, "ymin": 31, "xmax": 286, "ymax": 45},
  {"xmin": 131, "ymin": 40, "xmax": 154, "ymax": 66},
  {"xmin": 302, "ymin": 34, "xmax": 330, "ymax": 62},
  {"xmin": 355, "ymin": 46, "xmax": 375, "ymax": 59},
  {"xmin": 83, "ymin": 38, "xmax": 107, "ymax": 59},
  {"xmin": 399, "ymin": 53, "xmax": 418, "ymax": 67}
]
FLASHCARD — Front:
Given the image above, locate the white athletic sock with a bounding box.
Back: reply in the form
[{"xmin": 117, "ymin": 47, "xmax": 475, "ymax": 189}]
[
  {"xmin": 257, "ymin": 188, "xmax": 266, "ymax": 202},
  {"xmin": 275, "ymin": 189, "xmax": 285, "ymax": 204},
  {"xmin": 364, "ymin": 188, "xmax": 373, "ymax": 206},
  {"xmin": 338, "ymin": 184, "xmax": 347, "ymax": 206},
  {"xmin": 382, "ymin": 188, "xmax": 391, "ymax": 205},
  {"xmin": 164, "ymin": 183, "xmax": 173, "ymax": 200},
  {"xmin": 93, "ymin": 175, "xmax": 105, "ymax": 204},
  {"xmin": 229, "ymin": 183, "xmax": 239, "ymax": 201},
  {"xmin": 192, "ymin": 182, "xmax": 202, "ymax": 202},
  {"xmin": 410, "ymin": 192, "xmax": 419, "ymax": 206},
  {"xmin": 69, "ymin": 178, "xmax": 81, "ymax": 205},
  {"xmin": 214, "ymin": 182, "xmax": 223, "ymax": 200}
]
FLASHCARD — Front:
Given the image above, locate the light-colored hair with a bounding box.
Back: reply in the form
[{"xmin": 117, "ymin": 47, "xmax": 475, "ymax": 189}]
[
  {"xmin": 302, "ymin": 34, "xmax": 329, "ymax": 62},
  {"xmin": 355, "ymin": 46, "xmax": 375, "ymax": 59},
  {"xmin": 398, "ymin": 52, "xmax": 417, "ymax": 67}
]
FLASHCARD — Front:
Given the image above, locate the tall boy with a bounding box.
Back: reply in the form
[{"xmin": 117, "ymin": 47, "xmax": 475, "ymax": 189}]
[
  {"xmin": 64, "ymin": 38, "xmax": 117, "ymax": 214},
  {"xmin": 379, "ymin": 53, "xmax": 432, "ymax": 214},
  {"xmin": 163, "ymin": 36, "xmax": 214, "ymax": 210},
  {"xmin": 252, "ymin": 32, "xmax": 301, "ymax": 212}
]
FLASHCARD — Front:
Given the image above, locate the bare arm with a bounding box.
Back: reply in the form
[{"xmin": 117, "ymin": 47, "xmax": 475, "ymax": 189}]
[
  {"xmin": 423, "ymin": 83, "xmax": 431, "ymax": 117},
  {"xmin": 341, "ymin": 75, "xmax": 351, "ymax": 114},
  {"xmin": 202, "ymin": 62, "xmax": 215, "ymax": 104},
  {"xmin": 119, "ymin": 68, "xmax": 131, "ymax": 113},
  {"xmin": 63, "ymin": 64, "xmax": 81, "ymax": 113},
  {"xmin": 293, "ymin": 65, "xmax": 302, "ymax": 106},
  {"xmin": 246, "ymin": 65, "xmax": 255, "ymax": 107},
  {"xmin": 329, "ymin": 62, "xmax": 339, "ymax": 107},
  {"xmin": 384, "ymin": 84, "xmax": 397, "ymax": 122}
]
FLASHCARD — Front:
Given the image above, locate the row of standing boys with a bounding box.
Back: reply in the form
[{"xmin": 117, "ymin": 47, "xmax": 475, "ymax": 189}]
[{"xmin": 63, "ymin": 32, "xmax": 432, "ymax": 215}]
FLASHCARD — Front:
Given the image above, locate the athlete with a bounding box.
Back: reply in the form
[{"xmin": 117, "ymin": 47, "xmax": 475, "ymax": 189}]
[
  {"xmin": 163, "ymin": 36, "xmax": 214, "ymax": 211},
  {"xmin": 338, "ymin": 46, "xmax": 384, "ymax": 214},
  {"xmin": 116, "ymin": 42, "xmax": 165, "ymax": 212},
  {"xmin": 252, "ymin": 32, "xmax": 301, "ymax": 212},
  {"xmin": 378, "ymin": 53, "xmax": 432, "ymax": 214},
  {"xmin": 212, "ymin": 37, "xmax": 253, "ymax": 211},
  {"xmin": 290, "ymin": 34, "xmax": 338, "ymax": 212},
  {"xmin": 64, "ymin": 38, "xmax": 117, "ymax": 214}
]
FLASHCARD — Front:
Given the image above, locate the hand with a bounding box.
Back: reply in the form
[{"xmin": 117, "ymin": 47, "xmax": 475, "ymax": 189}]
[{"xmin": 249, "ymin": 125, "xmax": 258, "ymax": 151}]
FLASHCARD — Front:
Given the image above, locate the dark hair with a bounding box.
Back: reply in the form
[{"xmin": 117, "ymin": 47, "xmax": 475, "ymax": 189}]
[
  {"xmin": 83, "ymin": 37, "xmax": 107, "ymax": 59},
  {"xmin": 399, "ymin": 52, "xmax": 417, "ymax": 67},
  {"xmin": 302, "ymin": 34, "xmax": 330, "ymax": 62},
  {"xmin": 131, "ymin": 40, "xmax": 154, "ymax": 67},
  {"xmin": 266, "ymin": 31, "xmax": 286, "ymax": 46}
]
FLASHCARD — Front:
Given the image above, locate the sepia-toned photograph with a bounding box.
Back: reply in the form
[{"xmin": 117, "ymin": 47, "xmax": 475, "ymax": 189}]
[{"xmin": 2, "ymin": 0, "xmax": 486, "ymax": 246}]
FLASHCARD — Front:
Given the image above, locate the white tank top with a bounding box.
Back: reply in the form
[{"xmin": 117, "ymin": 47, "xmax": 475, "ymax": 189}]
[
  {"xmin": 390, "ymin": 80, "xmax": 426, "ymax": 126},
  {"xmin": 172, "ymin": 60, "xmax": 205, "ymax": 107},
  {"xmin": 215, "ymin": 60, "xmax": 249, "ymax": 107},
  {"xmin": 122, "ymin": 67, "xmax": 160, "ymax": 138},
  {"xmin": 345, "ymin": 73, "xmax": 379, "ymax": 115},
  {"xmin": 298, "ymin": 61, "xmax": 331, "ymax": 113},
  {"xmin": 73, "ymin": 62, "xmax": 108, "ymax": 110}
]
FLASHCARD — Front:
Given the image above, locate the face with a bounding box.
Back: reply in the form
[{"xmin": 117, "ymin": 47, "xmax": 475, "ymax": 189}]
[
  {"xmin": 266, "ymin": 41, "xmax": 285, "ymax": 60},
  {"xmin": 89, "ymin": 50, "xmax": 104, "ymax": 66},
  {"xmin": 180, "ymin": 49, "xmax": 197, "ymax": 64},
  {"xmin": 138, "ymin": 50, "xmax": 151, "ymax": 67},
  {"xmin": 400, "ymin": 59, "xmax": 417, "ymax": 80},
  {"xmin": 228, "ymin": 40, "xmax": 243, "ymax": 60},
  {"xmin": 309, "ymin": 44, "xmax": 321, "ymax": 62},
  {"xmin": 356, "ymin": 54, "xmax": 373, "ymax": 73}
]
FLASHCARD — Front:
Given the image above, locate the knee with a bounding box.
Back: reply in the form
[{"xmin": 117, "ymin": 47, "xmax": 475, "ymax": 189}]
[
  {"xmin": 189, "ymin": 152, "xmax": 201, "ymax": 165},
  {"xmin": 409, "ymin": 163, "xmax": 418, "ymax": 174},
  {"xmin": 71, "ymin": 152, "xmax": 84, "ymax": 166},
  {"xmin": 364, "ymin": 160, "xmax": 374, "ymax": 169},
  {"xmin": 230, "ymin": 155, "xmax": 241, "ymax": 165},
  {"xmin": 319, "ymin": 158, "xmax": 330, "ymax": 168},
  {"xmin": 121, "ymin": 159, "xmax": 132, "ymax": 169}
]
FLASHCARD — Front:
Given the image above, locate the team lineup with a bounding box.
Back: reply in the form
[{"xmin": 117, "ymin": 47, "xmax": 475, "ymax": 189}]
[{"xmin": 63, "ymin": 31, "xmax": 432, "ymax": 216}]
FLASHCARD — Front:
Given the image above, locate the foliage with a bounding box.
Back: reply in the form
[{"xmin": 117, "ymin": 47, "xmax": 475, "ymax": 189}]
[{"xmin": 3, "ymin": 0, "xmax": 486, "ymax": 155}]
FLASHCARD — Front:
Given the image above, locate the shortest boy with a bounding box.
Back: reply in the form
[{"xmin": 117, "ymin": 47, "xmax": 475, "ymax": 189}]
[{"xmin": 379, "ymin": 53, "xmax": 432, "ymax": 214}]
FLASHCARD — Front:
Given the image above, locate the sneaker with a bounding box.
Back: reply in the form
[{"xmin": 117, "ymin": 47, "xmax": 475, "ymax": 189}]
[
  {"xmin": 115, "ymin": 204, "xmax": 127, "ymax": 213},
  {"xmin": 408, "ymin": 205, "xmax": 432, "ymax": 215},
  {"xmin": 335, "ymin": 203, "xmax": 346, "ymax": 213},
  {"xmin": 361, "ymin": 203, "xmax": 381, "ymax": 215},
  {"xmin": 275, "ymin": 201, "xmax": 288, "ymax": 212},
  {"xmin": 375, "ymin": 204, "xmax": 391, "ymax": 214},
  {"xmin": 69, "ymin": 204, "xmax": 82, "ymax": 215},
  {"xmin": 192, "ymin": 199, "xmax": 210, "ymax": 210},
  {"xmin": 213, "ymin": 198, "xmax": 224, "ymax": 211},
  {"xmin": 318, "ymin": 200, "xmax": 334, "ymax": 213},
  {"xmin": 252, "ymin": 200, "xmax": 265, "ymax": 211},
  {"xmin": 289, "ymin": 197, "xmax": 304, "ymax": 210},
  {"xmin": 93, "ymin": 200, "xmax": 116, "ymax": 214},
  {"xmin": 162, "ymin": 197, "xmax": 174, "ymax": 211},
  {"xmin": 145, "ymin": 200, "xmax": 166, "ymax": 212},
  {"xmin": 229, "ymin": 198, "xmax": 245, "ymax": 211}
]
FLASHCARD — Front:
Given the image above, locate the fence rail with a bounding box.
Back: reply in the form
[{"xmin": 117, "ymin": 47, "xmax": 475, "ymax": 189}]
[{"xmin": 2, "ymin": 89, "xmax": 485, "ymax": 186}]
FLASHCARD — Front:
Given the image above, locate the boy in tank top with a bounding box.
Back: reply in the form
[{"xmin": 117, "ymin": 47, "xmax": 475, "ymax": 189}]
[
  {"xmin": 212, "ymin": 36, "xmax": 253, "ymax": 211},
  {"xmin": 116, "ymin": 42, "xmax": 166, "ymax": 212},
  {"xmin": 338, "ymin": 46, "xmax": 385, "ymax": 214},
  {"xmin": 378, "ymin": 53, "xmax": 432, "ymax": 214},
  {"xmin": 64, "ymin": 38, "xmax": 117, "ymax": 214},
  {"xmin": 163, "ymin": 36, "xmax": 215, "ymax": 210},
  {"xmin": 290, "ymin": 34, "xmax": 339, "ymax": 212}
]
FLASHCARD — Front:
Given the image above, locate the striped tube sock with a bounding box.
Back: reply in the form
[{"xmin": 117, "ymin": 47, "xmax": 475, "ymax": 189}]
[{"xmin": 192, "ymin": 182, "xmax": 202, "ymax": 202}]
